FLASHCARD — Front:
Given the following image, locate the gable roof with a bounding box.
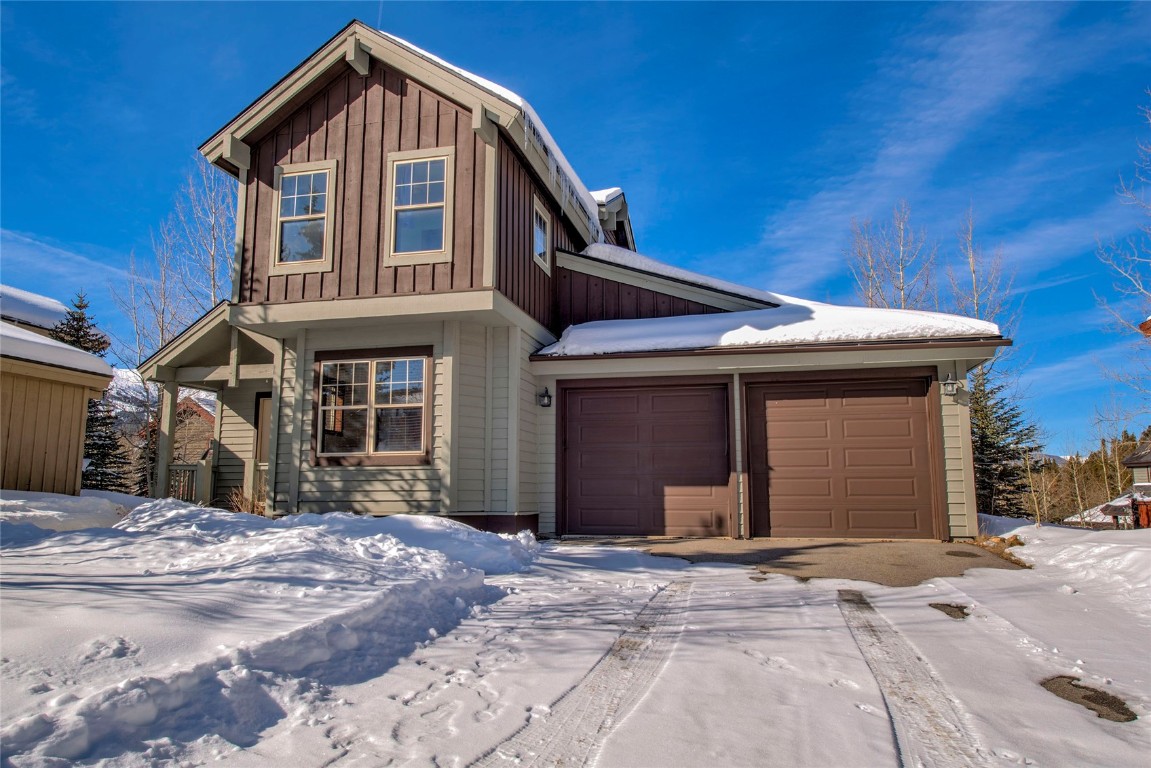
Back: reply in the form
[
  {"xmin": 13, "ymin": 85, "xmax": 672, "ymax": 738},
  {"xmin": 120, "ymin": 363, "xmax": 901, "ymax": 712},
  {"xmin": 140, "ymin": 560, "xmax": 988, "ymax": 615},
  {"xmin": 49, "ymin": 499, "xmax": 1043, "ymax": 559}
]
[
  {"xmin": 0, "ymin": 322, "xmax": 113, "ymax": 377},
  {"xmin": 200, "ymin": 20, "xmax": 603, "ymax": 245},
  {"xmin": 1123, "ymin": 443, "xmax": 1151, "ymax": 468}
]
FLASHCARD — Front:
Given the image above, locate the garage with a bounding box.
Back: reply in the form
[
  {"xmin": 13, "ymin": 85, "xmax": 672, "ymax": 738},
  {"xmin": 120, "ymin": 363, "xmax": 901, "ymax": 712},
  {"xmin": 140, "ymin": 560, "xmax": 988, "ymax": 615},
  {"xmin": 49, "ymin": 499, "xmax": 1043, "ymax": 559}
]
[
  {"xmin": 561, "ymin": 383, "xmax": 733, "ymax": 536},
  {"xmin": 746, "ymin": 377, "xmax": 940, "ymax": 539}
]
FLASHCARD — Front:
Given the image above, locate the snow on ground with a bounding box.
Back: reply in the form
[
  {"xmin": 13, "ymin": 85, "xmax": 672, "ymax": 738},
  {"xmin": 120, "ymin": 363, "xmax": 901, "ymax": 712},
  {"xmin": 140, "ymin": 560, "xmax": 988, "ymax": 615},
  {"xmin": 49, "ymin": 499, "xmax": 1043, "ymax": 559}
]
[
  {"xmin": 0, "ymin": 490, "xmax": 147, "ymax": 532},
  {"xmin": 2, "ymin": 503, "xmax": 1148, "ymax": 767}
]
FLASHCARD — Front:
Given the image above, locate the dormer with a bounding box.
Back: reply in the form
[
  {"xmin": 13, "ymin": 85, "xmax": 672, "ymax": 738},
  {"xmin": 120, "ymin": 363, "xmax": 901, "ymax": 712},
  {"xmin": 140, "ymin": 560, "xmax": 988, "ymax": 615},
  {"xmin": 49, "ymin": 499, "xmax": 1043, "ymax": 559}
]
[{"xmin": 591, "ymin": 187, "xmax": 636, "ymax": 251}]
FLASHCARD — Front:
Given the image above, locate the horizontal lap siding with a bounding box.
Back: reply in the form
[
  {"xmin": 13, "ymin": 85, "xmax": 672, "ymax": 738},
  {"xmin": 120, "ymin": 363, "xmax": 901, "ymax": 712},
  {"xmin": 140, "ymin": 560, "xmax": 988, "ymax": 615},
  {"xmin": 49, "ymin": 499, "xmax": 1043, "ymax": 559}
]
[
  {"xmin": 490, "ymin": 331, "xmax": 510, "ymax": 509},
  {"xmin": 0, "ymin": 371, "xmax": 86, "ymax": 495},
  {"xmin": 941, "ymin": 381, "xmax": 975, "ymax": 537},
  {"xmin": 555, "ymin": 267, "xmax": 726, "ymax": 327},
  {"xmin": 517, "ymin": 329, "xmax": 540, "ymax": 515},
  {"xmin": 242, "ymin": 61, "xmax": 484, "ymax": 305},
  {"xmin": 214, "ymin": 382, "xmax": 266, "ymax": 505},
  {"xmin": 496, "ymin": 142, "xmax": 584, "ymax": 332}
]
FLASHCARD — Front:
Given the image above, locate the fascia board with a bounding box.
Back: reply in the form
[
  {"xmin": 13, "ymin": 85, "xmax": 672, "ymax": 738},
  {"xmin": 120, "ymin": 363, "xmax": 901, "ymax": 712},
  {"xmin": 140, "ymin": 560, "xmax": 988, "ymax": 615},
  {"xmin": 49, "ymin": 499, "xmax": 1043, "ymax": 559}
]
[{"xmin": 138, "ymin": 302, "xmax": 230, "ymax": 380}]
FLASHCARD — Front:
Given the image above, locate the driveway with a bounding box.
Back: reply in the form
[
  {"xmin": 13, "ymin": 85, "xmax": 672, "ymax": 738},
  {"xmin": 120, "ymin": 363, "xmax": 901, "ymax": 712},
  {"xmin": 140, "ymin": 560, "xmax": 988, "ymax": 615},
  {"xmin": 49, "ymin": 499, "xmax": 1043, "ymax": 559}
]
[{"xmin": 558, "ymin": 536, "xmax": 1022, "ymax": 586}]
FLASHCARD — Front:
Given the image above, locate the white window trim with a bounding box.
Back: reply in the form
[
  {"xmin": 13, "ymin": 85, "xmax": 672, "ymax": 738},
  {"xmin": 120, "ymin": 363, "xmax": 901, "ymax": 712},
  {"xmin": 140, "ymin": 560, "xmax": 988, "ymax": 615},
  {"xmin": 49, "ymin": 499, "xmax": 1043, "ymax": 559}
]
[
  {"xmin": 316, "ymin": 355, "xmax": 429, "ymax": 460},
  {"xmin": 269, "ymin": 159, "xmax": 338, "ymax": 277},
  {"xmin": 385, "ymin": 146, "xmax": 456, "ymax": 266},
  {"xmin": 532, "ymin": 194, "xmax": 552, "ymax": 275}
]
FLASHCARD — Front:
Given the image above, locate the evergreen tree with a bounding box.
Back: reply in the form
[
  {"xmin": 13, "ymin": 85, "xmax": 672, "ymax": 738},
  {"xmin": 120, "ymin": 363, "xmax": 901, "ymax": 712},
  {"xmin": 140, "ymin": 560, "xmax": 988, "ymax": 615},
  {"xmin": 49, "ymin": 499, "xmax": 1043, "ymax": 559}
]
[
  {"xmin": 969, "ymin": 365, "xmax": 1040, "ymax": 516},
  {"xmin": 50, "ymin": 293, "xmax": 132, "ymax": 492}
]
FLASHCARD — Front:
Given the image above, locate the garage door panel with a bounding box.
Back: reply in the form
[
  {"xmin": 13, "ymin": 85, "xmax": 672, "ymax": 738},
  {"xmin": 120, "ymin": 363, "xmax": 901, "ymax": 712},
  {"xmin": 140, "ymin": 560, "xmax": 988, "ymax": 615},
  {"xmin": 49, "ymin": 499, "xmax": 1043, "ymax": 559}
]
[
  {"xmin": 846, "ymin": 477, "xmax": 918, "ymax": 497},
  {"xmin": 564, "ymin": 385, "xmax": 732, "ymax": 536},
  {"xmin": 579, "ymin": 451, "xmax": 639, "ymax": 470},
  {"xmin": 843, "ymin": 447, "xmax": 916, "ymax": 468},
  {"xmin": 577, "ymin": 394, "xmax": 640, "ymax": 416},
  {"xmin": 578, "ymin": 424, "xmax": 638, "ymax": 444},
  {"xmin": 750, "ymin": 378, "xmax": 937, "ymax": 539},
  {"xmin": 842, "ymin": 418, "xmax": 913, "ymax": 439}
]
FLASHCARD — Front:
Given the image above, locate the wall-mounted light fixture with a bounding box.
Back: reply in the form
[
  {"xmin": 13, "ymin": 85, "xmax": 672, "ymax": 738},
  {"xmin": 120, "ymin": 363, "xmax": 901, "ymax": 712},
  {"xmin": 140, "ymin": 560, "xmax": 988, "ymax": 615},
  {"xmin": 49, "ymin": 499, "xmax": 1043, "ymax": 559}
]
[
  {"xmin": 537, "ymin": 387, "xmax": 553, "ymax": 408},
  {"xmin": 941, "ymin": 373, "xmax": 960, "ymax": 397}
]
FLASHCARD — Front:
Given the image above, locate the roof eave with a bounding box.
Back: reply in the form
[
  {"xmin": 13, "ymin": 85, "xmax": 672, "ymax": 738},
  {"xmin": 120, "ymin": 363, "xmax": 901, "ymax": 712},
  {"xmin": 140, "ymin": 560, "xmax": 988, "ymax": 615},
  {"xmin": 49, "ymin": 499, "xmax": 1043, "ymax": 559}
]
[{"xmin": 530, "ymin": 335, "xmax": 1011, "ymax": 363}]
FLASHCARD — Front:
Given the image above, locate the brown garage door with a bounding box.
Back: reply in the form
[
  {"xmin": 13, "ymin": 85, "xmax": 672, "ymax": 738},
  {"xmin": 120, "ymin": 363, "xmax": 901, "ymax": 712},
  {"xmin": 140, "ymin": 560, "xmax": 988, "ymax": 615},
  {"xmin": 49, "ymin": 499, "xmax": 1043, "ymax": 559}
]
[
  {"xmin": 562, "ymin": 384, "xmax": 733, "ymax": 536},
  {"xmin": 747, "ymin": 379, "xmax": 938, "ymax": 538}
]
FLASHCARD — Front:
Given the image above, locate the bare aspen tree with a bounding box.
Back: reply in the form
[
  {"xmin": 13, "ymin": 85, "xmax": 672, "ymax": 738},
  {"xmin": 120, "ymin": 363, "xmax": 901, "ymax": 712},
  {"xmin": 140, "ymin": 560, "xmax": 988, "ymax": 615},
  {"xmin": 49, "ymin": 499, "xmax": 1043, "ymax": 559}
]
[
  {"xmin": 949, "ymin": 207, "xmax": 1015, "ymax": 329},
  {"xmin": 847, "ymin": 200, "xmax": 937, "ymax": 310},
  {"xmin": 1096, "ymin": 97, "xmax": 1150, "ymax": 409}
]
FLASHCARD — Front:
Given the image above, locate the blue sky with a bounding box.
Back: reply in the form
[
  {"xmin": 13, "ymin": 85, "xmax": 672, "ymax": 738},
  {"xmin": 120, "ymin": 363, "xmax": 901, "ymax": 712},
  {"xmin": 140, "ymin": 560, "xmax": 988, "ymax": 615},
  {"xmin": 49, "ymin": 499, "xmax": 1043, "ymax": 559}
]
[{"xmin": 2, "ymin": 2, "xmax": 1148, "ymax": 454}]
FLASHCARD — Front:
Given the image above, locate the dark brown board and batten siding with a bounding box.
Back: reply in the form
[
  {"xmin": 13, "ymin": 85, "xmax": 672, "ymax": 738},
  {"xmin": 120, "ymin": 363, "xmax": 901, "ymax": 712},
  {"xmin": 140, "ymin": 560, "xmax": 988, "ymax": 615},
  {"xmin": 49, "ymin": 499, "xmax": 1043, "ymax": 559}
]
[
  {"xmin": 555, "ymin": 267, "xmax": 726, "ymax": 328},
  {"xmin": 239, "ymin": 60, "xmax": 486, "ymax": 305},
  {"xmin": 496, "ymin": 142, "xmax": 582, "ymax": 331}
]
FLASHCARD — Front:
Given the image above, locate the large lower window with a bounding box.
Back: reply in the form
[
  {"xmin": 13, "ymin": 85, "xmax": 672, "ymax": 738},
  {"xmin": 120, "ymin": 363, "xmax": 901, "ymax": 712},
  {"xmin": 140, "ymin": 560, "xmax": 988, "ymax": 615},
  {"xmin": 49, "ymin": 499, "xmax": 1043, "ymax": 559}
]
[
  {"xmin": 313, "ymin": 347, "xmax": 432, "ymax": 465},
  {"xmin": 386, "ymin": 147, "xmax": 455, "ymax": 265},
  {"xmin": 270, "ymin": 159, "xmax": 338, "ymax": 276}
]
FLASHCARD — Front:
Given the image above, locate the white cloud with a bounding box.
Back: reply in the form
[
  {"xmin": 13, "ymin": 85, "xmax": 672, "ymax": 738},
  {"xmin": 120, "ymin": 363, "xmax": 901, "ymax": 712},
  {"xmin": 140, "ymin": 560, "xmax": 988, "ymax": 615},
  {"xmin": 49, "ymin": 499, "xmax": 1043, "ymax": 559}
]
[{"xmin": 1, "ymin": 229, "xmax": 131, "ymax": 286}]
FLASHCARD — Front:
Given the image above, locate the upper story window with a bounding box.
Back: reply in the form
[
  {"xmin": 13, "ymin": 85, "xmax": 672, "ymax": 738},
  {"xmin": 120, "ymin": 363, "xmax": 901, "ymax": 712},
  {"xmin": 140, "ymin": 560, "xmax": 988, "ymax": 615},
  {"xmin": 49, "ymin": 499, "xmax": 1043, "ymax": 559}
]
[
  {"xmin": 386, "ymin": 147, "xmax": 455, "ymax": 265},
  {"xmin": 532, "ymin": 195, "xmax": 552, "ymax": 274},
  {"xmin": 313, "ymin": 347, "xmax": 432, "ymax": 466},
  {"xmin": 270, "ymin": 160, "xmax": 338, "ymax": 276}
]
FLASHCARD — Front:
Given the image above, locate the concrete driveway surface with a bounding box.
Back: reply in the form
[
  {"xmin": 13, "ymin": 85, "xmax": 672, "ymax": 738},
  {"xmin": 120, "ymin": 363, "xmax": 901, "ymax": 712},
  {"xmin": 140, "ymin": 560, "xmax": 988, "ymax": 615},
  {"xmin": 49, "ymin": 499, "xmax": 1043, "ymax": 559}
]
[{"xmin": 557, "ymin": 537, "xmax": 1022, "ymax": 586}]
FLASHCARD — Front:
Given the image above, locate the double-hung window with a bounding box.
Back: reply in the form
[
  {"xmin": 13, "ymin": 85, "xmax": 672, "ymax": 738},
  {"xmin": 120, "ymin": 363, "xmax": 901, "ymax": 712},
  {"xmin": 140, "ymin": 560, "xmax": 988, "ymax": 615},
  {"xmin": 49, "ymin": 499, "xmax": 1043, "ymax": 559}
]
[
  {"xmin": 386, "ymin": 148, "xmax": 455, "ymax": 264},
  {"xmin": 271, "ymin": 160, "xmax": 338, "ymax": 275},
  {"xmin": 532, "ymin": 195, "xmax": 552, "ymax": 274},
  {"xmin": 314, "ymin": 347, "xmax": 431, "ymax": 466}
]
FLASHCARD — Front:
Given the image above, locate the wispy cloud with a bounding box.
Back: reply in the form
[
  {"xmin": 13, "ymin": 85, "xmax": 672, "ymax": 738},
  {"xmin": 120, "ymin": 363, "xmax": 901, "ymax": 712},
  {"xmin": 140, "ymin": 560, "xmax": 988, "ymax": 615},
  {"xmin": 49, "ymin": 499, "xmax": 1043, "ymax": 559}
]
[
  {"xmin": 995, "ymin": 200, "xmax": 1142, "ymax": 273},
  {"xmin": 1, "ymin": 229, "xmax": 132, "ymax": 287},
  {"xmin": 1015, "ymin": 340, "xmax": 1133, "ymax": 398},
  {"xmin": 752, "ymin": 4, "xmax": 1149, "ymax": 295}
]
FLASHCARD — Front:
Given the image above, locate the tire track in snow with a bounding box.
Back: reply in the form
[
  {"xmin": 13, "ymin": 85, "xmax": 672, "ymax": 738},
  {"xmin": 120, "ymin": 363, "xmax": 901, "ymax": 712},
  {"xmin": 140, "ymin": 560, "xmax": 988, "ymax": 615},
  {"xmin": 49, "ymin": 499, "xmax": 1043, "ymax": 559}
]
[
  {"xmin": 470, "ymin": 580, "xmax": 691, "ymax": 768},
  {"xmin": 837, "ymin": 589, "xmax": 992, "ymax": 768}
]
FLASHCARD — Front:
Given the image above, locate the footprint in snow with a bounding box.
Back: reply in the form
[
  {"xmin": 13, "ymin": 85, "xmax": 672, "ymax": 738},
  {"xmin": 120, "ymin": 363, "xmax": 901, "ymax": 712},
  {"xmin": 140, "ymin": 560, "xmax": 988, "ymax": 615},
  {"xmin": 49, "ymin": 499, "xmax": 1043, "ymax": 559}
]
[
  {"xmin": 80, "ymin": 635, "xmax": 139, "ymax": 663},
  {"xmin": 831, "ymin": 678, "xmax": 861, "ymax": 690},
  {"xmin": 743, "ymin": 649, "xmax": 795, "ymax": 671}
]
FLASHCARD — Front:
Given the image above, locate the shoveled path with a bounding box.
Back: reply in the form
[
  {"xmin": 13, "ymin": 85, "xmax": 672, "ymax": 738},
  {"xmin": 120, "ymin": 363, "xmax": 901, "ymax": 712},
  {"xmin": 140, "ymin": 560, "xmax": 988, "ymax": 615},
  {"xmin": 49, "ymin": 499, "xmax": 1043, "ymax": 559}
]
[{"xmin": 559, "ymin": 537, "xmax": 1021, "ymax": 587}]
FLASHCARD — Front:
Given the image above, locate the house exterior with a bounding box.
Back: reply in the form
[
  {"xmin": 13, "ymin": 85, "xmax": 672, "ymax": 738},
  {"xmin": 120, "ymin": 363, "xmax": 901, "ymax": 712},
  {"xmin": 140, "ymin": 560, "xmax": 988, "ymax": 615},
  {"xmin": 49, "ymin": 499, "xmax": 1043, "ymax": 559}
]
[
  {"xmin": 1122, "ymin": 443, "xmax": 1151, "ymax": 485},
  {"xmin": 1, "ymin": 317, "xmax": 113, "ymax": 495},
  {"xmin": 141, "ymin": 21, "xmax": 1006, "ymax": 540}
]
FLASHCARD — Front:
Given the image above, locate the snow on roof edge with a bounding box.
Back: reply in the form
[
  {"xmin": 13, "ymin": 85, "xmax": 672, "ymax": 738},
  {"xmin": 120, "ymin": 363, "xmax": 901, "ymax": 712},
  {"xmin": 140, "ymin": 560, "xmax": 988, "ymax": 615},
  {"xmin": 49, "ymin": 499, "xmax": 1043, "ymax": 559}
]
[
  {"xmin": 0, "ymin": 322, "xmax": 113, "ymax": 377},
  {"xmin": 591, "ymin": 187, "xmax": 624, "ymax": 205},
  {"xmin": 0, "ymin": 285, "xmax": 68, "ymax": 330},
  {"xmin": 375, "ymin": 29, "xmax": 602, "ymax": 242}
]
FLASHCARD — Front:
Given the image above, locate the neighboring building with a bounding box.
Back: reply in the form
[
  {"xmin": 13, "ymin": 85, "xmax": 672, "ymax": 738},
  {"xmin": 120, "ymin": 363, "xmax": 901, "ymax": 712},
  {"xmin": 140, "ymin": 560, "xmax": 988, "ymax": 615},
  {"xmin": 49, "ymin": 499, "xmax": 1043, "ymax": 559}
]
[
  {"xmin": 1122, "ymin": 443, "xmax": 1151, "ymax": 485},
  {"xmin": 0, "ymin": 285, "xmax": 68, "ymax": 338},
  {"xmin": 0, "ymin": 321, "xmax": 113, "ymax": 495},
  {"xmin": 141, "ymin": 21, "xmax": 1006, "ymax": 539}
]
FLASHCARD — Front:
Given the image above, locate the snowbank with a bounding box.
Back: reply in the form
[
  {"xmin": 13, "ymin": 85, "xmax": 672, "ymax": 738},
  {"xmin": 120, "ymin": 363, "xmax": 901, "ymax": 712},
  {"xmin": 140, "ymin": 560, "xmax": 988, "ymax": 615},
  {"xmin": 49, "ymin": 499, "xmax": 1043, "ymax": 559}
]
[
  {"xmin": 0, "ymin": 284, "xmax": 68, "ymax": 329},
  {"xmin": 0, "ymin": 322, "xmax": 113, "ymax": 376},
  {"xmin": 0, "ymin": 489, "xmax": 138, "ymax": 532},
  {"xmin": 978, "ymin": 514, "xmax": 1151, "ymax": 605},
  {"xmin": 1, "ymin": 500, "xmax": 531, "ymax": 764}
]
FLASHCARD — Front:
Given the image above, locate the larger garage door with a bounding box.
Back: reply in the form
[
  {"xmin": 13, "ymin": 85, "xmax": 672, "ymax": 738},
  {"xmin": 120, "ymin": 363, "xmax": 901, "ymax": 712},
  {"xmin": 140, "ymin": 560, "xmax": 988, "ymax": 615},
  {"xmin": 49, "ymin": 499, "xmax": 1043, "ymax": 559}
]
[
  {"xmin": 747, "ymin": 379, "xmax": 938, "ymax": 538},
  {"xmin": 562, "ymin": 385, "xmax": 733, "ymax": 536}
]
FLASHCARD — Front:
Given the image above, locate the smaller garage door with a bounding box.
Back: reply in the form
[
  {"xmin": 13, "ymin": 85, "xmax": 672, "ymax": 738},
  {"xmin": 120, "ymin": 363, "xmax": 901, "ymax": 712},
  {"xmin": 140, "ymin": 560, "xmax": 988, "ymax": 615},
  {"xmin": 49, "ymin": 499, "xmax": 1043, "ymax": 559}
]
[
  {"xmin": 747, "ymin": 379, "xmax": 938, "ymax": 538},
  {"xmin": 562, "ymin": 385, "xmax": 733, "ymax": 536}
]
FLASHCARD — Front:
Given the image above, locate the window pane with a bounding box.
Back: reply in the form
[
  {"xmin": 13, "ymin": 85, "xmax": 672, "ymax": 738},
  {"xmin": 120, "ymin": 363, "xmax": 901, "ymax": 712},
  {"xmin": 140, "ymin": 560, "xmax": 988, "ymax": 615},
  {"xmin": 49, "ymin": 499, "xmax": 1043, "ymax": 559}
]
[
  {"xmin": 280, "ymin": 219, "xmax": 325, "ymax": 262},
  {"xmin": 395, "ymin": 185, "xmax": 411, "ymax": 206},
  {"xmin": 534, "ymin": 212, "xmax": 548, "ymax": 259},
  {"xmin": 396, "ymin": 162, "xmax": 412, "ymax": 185},
  {"xmin": 412, "ymin": 161, "xmax": 428, "ymax": 183},
  {"xmin": 280, "ymin": 197, "xmax": 294, "ymax": 218},
  {"xmin": 321, "ymin": 408, "xmax": 367, "ymax": 454},
  {"xmin": 307, "ymin": 191, "xmax": 326, "ymax": 215},
  {"xmin": 429, "ymin": 159, "xmax": 445, "ymax": 182},
  {"xmin": 394, "ymin": 207, "xmax": 445, "ymax": 253},
  {"xmin": 282, "ymin": 175, "xmax": 297, "ymax": 196},
  {"xmin": 411, "ymin": 184, "xmax": 427, "ymax": 205},
  {"xmin": 375, "ymin": 407, "xmax": 423, "ymax": 452},
  {"xmin": 428, "ymin": 181, "xmax": 445, "ymax": 204}
]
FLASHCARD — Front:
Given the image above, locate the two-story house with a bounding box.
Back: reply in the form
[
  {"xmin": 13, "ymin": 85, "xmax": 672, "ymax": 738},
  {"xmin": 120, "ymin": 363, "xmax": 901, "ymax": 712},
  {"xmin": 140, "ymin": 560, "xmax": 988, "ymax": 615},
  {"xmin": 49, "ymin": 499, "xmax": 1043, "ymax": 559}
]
[{"xmin": 141, "ymin": 21, "xmax": 1006, "ymax": 540}]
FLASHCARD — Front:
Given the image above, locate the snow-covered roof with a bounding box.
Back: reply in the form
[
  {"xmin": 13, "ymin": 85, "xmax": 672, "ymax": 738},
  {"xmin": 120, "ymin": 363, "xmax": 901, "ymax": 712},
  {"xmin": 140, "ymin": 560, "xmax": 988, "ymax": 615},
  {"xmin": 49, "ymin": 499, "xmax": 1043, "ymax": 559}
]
[
  {"xmin": 1122, "ymin": 443, "xmax": 1151, "ymax": 468},
  {"xmin": 376, "ymin": 29, "xmax": 602, "ymax": 243},
  {"xmin": 541, "ymin": 245, "xmax": 1002, "ymax": 357},
  {"xmin": 0, "ymin": 322, "xmax": 113, "ymax": 377},
  {"xmin": 590, "ymin": 187, "xmax": 624, "ymax": 205},
  {"xmin": 0, "ymin": 285, "xmax": 68, "ymax": 330}
]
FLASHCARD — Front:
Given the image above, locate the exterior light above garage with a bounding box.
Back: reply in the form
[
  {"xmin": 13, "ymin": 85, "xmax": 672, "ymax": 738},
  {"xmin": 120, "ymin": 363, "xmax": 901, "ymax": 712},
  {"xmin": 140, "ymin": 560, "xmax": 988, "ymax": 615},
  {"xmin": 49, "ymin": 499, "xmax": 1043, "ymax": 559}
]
[
  {"xmin": 537, "ymin": 387, "xmax": 553, "ymax": 408},
  {"xmin": 941, "ymin": 373, "xmax": 960, "ymax": 397}
]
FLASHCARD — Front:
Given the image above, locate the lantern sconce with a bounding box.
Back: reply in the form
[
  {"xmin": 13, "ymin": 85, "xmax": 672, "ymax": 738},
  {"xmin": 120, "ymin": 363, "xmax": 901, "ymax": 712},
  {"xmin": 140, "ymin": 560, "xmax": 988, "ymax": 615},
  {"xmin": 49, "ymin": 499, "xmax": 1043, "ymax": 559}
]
[
  {"xmin": 941, "ymin": 373, "xmax": 960, "ymax": 398},
  {"xmin": 537, "ymin": 387, "xmax": 553, "ymax": 408}
]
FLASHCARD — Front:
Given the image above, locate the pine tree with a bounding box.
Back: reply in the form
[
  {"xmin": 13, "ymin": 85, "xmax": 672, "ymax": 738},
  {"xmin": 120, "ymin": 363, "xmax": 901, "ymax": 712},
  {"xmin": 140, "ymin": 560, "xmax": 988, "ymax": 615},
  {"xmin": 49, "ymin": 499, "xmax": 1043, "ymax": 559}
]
[
  {"xmin": 50, "ymin": 293, "xmax": 132, "ymax": 492},
  {"xmin": 969, "ymin": 366, "xmax": 1040, "ymax": 517}
]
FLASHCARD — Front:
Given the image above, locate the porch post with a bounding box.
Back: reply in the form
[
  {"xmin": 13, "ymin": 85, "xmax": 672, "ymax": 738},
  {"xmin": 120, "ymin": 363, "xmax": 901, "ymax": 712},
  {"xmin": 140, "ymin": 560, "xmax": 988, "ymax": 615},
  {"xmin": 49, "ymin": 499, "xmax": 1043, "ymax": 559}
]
[{"xmin": 155, "ymin": 381, "xmax": 178, "ymax": 498}]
